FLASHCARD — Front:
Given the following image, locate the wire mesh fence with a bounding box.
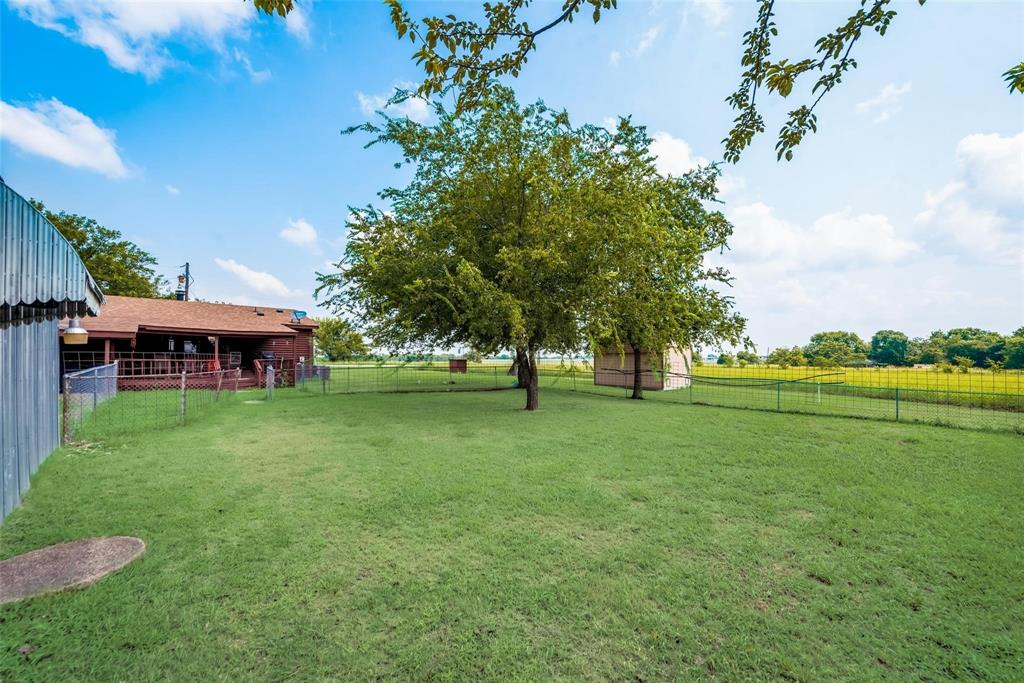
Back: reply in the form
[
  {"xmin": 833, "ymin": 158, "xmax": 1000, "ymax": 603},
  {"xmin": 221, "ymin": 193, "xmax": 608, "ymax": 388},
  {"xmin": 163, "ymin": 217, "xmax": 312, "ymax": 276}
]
[
  {"xmin": 62, "ymin": 368, "xmax": 243, "ymax": 443},
  {"xmin": 297, "ymin": 362, "xmax": 511, "ymax": 395},
  {"xmin": 297, "ymin": 362, "xmax": 1023, "ymax": 433}
]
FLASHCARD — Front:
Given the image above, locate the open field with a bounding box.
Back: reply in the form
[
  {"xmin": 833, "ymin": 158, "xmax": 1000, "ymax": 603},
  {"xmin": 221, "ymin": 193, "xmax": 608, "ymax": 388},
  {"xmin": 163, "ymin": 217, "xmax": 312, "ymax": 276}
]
[
  {"xmin": 3, "ymin": 390, "xmax": 1022, "ymax": 680},
  {"xmin": 304, "ymin": 364, "xmax": 1022, "ymax": 431}
]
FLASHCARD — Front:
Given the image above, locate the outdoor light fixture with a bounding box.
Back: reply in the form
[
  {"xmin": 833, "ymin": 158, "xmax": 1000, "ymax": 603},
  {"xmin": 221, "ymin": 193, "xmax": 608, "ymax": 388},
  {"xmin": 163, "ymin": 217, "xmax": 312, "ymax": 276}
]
[{"xmin": 63, "ymin": 318, "xmax": 89, "ymax": 345}]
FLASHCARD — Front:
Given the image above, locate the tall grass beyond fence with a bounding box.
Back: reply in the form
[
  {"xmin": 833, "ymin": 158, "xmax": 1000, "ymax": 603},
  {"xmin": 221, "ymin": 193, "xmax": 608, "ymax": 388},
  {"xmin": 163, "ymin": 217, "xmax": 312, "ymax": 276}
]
[
  {"xmin": 300, "ymin": 362, "xmax": 1023, "ymax": 433},
  {"xmin": 62, "ymin": 368, "xmax": 243, "ymax": 443}
]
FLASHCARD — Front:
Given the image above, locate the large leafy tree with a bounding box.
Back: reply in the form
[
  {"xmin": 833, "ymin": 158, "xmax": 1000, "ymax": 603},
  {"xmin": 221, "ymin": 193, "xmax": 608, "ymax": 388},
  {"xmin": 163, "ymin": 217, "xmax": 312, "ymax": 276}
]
[
  {"xmin": 590, "ymin": 122, "xmax": 746, "ymax": 399},
  {"xmin": 803, "ymin": 330, "xmax": 869, "ymax": 367},
  {"xmin": 869, "ymin": 329, "xmax": 909, "ymax": 366},
  {"xmin": 317, "ymin": 86, "xmax": 612, "ymax": 410},
  {"xmin": 32, "ymin": 201, "xmax": 169, "ymax": 298},
  {"xmin": 314, "ymin": 318, "xmax": 369, "ymax": 361},
  {"xmin": 251, "ymin": 1, "xmax": 1019, "ymax": 164}
]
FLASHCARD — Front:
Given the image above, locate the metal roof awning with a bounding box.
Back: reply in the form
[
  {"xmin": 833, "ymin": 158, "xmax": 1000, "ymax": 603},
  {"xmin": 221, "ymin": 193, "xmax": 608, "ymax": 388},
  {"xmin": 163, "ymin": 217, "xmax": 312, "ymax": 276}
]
[{"xmin": 1, "ymin": 179, "xmax": 104, "ymax": 326}]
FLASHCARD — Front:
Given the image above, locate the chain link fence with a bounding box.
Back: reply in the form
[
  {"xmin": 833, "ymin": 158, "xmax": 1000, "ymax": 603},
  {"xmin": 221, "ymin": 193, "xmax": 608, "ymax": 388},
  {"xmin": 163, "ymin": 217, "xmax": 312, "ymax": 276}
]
[
  {"xmin": 62, "ymin": 367, "xmax": 243, "ymax": 443},
  {"xmin": 295, "ymin": 362, "xmax": 1022, "ymax": 433}
]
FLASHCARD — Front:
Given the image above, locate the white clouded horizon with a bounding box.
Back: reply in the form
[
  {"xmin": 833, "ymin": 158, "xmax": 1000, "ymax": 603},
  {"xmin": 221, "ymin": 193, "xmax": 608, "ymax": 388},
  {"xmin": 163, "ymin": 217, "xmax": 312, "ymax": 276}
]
[
  {"xmin": 0, "ymin": 97, "xmax": 128, "ymax": 177},
  {"xmin": 214, "ymin": 257, "xmax": 302, "ymax": 298}
]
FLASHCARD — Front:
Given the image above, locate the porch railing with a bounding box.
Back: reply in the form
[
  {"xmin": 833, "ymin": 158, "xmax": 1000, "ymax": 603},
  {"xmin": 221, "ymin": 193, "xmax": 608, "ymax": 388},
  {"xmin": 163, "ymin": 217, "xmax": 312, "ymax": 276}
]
[{"xmin": 63, "ymin": 351, "xmax": 241, "ymax": 376}]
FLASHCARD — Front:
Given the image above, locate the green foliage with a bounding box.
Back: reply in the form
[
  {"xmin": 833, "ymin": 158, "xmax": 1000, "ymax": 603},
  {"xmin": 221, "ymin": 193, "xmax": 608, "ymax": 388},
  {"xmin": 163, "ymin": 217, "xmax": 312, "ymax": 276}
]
[
  {"xmin": 1003, "ymin": 337, "xmax": 1024, "ymax": 370},
  {"xmin": 319, "ymin": 87, "xmax": 745, "ymax": 409},
  {"xmin": 587, "ymin": 119, "xmax": 745, "ymax": 399},
  {"xmin": 318, "ymin": 87, "xmax": 613, "ymax": 409},
  {"xmin": 717, "ymin": 353, "xmax": 736, "ymax": 367},
  {"xmin": 31, "ymin": 200, "xmax": 168, "ymax": 298},
  {"xmin": 265, "ymin": 0, "xmax": 1023, "ymax": 164},
  {"xmin": 1003, "ymin": 61, "xmax": 1024, "ymax": 94},
  {"xmin": 736, "ymin": 350, "xmax": 761, "ymax": 365},
  {"xmin": 953, "ymin": 355, "xmax": 975, "ymax": 373},
  {"xmin": 314, "ymin": 318, "xmax": 369, "ymax": 361},
  {"xmin": 250, "ymin": 0, "xmax": 294, "ymax": 18},
  {"xmin": 803, "ymin": 331, "xmax": 869, "ymax": 367},
  {"xmin": 767, "ymin": 346, "xmax": 806, "ymax": 368},
  {"xmin": 869, "ymin": 329, "xmax": 909, "ymax": 366}
]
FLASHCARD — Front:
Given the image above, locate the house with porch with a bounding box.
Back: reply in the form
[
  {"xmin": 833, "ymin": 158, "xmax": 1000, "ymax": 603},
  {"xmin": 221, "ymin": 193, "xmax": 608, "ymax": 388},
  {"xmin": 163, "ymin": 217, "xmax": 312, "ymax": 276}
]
[{"xmin": 60, "ymin": 296, "xmax": 316, "ymax": 388}]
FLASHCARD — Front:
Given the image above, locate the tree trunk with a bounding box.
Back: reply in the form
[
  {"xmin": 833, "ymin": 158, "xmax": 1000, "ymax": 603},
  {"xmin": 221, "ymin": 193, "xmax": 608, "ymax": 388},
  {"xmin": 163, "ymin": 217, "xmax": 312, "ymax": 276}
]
[
  {"xmin": 521, "ymin": 347, "xmax": 540, "ymax": 411},
  {"xmin": 631, "ymin": 343, "xmax": 644, "ymax": 400}
]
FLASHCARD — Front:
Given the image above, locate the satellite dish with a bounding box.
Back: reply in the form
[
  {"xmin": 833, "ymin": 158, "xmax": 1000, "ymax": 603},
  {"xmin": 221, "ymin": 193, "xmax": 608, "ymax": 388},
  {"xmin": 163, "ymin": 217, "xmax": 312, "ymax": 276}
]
[{"xmin": 292, "ymin": 310, "xmax": 307, "ymax": 321}]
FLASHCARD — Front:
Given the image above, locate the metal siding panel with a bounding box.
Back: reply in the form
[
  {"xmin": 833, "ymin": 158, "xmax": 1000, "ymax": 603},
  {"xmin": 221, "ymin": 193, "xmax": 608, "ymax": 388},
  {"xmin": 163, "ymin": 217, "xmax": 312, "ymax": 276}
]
[
  {"xmin": 0, "ymin": 295, "xmax": 62, "ymax": 524},
  {"xmin": 0, "ymin": 180, "xmax": 103, "ymax": 317}
]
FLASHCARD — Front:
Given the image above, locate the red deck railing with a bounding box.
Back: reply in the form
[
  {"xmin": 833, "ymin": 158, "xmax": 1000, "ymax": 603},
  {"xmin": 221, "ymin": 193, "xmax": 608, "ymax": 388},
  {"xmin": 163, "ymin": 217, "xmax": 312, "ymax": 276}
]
[{"xmin": 63, "ymin": 351, "xmax": 242, "ymax": 376}]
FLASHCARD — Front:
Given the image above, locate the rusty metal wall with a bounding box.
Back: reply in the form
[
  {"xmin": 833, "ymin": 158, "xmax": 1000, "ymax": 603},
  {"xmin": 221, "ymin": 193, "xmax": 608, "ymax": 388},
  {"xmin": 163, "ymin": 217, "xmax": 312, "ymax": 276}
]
[{"xmin": 0, "ymin": 318, "xmax": 60, "ymax": 522}]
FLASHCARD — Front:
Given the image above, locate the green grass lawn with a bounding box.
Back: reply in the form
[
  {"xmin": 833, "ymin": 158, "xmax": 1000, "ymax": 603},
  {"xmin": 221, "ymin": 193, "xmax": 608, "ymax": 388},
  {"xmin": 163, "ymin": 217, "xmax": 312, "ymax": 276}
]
[{"xmin": 2, "ymin": 390, "xmax": 1022, "ymax": 680}]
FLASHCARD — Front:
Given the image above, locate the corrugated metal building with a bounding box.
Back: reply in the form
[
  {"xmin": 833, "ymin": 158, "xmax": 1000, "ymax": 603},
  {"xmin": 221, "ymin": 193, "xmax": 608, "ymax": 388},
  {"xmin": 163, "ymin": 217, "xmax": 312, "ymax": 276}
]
[{"xmin": 1, "ymin": 179, "xmax": 103, "ymax": 522}]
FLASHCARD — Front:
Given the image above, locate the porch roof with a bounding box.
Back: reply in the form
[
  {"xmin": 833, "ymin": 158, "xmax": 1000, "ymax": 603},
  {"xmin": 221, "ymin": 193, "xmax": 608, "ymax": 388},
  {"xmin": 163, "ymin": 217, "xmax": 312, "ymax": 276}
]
[{"xmin": 64, "ymin": 295, "xmax": 317, "ymax": 337}]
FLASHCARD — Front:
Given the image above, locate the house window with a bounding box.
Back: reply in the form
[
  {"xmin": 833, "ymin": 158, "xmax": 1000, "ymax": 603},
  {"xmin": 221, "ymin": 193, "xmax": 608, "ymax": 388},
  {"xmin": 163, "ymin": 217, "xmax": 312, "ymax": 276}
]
[
  {"xmin": 183, "ymin": 341, "xmax": 196, "ymax": 354},
  {"xmin": 168, "ymin": 337, "xmax": 175, "ymax": 351}
]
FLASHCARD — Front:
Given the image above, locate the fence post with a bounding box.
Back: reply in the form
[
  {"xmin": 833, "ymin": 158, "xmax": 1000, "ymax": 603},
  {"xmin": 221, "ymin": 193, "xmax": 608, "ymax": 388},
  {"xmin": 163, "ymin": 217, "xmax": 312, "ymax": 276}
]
[
  {"xmin": 267, "ymin": 367, "xmax": 275, "ymax": 400},
  {"xmin": 689, "ymin": 378, "xmax": 693, "ymax": 404},
  {"xmin": 347, "ymin": 366, "xmax": 351, "ymax": 393},
  {"xmin": 179, "ymin": 371, "xmax": 187, "ymax": 424},
  {"xmin": 776, "ymin": 382, "xmax": 781, "ymax": 411},
  {"xmin": 895, "ymin": 387, "xmax": 900, "ymax": 421},
  {"xmin": 92, "ymin": 370, "xmax": 98, "ymax": 411},
  {"xmin": 62, "ymin": 373, "xmax": 71, "ymax": 444}
]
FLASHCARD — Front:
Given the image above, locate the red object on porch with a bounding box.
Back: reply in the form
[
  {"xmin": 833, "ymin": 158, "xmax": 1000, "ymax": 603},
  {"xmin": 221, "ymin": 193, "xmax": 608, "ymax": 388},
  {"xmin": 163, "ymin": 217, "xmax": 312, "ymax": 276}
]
[{"xmin": 449, "ymin": 359, "xmax": 468, "ymax": 373}]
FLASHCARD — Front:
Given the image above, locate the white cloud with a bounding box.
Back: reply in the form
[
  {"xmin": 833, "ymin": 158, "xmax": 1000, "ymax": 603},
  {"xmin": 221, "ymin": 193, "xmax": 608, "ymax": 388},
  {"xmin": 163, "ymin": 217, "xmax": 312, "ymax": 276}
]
[
  {"xmin": 165, "ymin": 184, "xmax": 180, "ymax": 195},
  {"xmin": 727, "ymin": 202, "xmax": 918, "ymax": 268},
  {"xmin": 356, "ymin": 85, "xmax": 430, "ymax": 123},
  {"xmin": 955, "ymin": 131, "xmax": 1024, "ymax": 204},
  {"xmin": 0, "ymin": 97, "xmax": 128, "ymax": 178},
  {"xmin": 610, "ymin": 24, "xmax": 662, "ymax": 65},
  {"xmin": 650, "ymin": 131, "xmax": 708, "ymax": 176},
  {"xmin": 913, "ymin": 132, "xmax": 1022, "ymax": 264},
  {"xmin": 635, "ymin": 26, "xmax": 660, "ymax": 55},
  {"xmin": 279, "ymin": 217, "xmax": 318, "ymax": 246},
  {"xmin": 232, "ymin": 48, "xmax": 271, "ymax": 84},
  {"xmin": 717, "ymin": 173, "xmax": 746, "ymax": 199},
  {"xmin": 214, "ymin": 257, "xmax": 302, "ymax": 297},
  {"xmin": 856, "ymin": 82, "xmax": 912, "ymax": 124},
  {"xmin": 688, "ymin": 0, "xmax": 730, "ymax": 27},
  {"xmin": 7, "ymin": 0, "xmax": 261, "ymax": 80},
  {"xmin": 284, "ymin": 3, "xmax": 311, "ymax": 44}
]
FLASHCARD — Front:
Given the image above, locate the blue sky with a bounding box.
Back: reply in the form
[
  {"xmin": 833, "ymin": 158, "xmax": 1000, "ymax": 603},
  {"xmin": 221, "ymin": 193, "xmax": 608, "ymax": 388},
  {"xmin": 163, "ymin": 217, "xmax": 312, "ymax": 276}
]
[{"xmin": 2, "ymin": 0, "xmax": 1021, "ymax": 352}]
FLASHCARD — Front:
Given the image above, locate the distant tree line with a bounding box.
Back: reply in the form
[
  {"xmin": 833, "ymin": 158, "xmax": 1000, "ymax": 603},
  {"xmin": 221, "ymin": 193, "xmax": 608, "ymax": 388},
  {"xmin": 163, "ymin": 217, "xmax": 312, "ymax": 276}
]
[{"xmin": 716, "ymin": 328, "xmax": 1024, "ymax": 370}]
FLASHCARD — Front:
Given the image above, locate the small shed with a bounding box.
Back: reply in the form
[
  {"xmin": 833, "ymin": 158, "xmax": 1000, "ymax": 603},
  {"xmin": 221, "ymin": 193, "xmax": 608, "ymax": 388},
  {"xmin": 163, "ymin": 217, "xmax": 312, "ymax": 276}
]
[
  {"xmin": 1, "ymin": 179, "xmax": 103, "ymax": 522},
  {"xmin": 449, "ymin": 358, "xmax": 468, "ymax": 374},
  {"xmin": 594, "ymin": 345, "xmax": 692, "ymax": 391}
]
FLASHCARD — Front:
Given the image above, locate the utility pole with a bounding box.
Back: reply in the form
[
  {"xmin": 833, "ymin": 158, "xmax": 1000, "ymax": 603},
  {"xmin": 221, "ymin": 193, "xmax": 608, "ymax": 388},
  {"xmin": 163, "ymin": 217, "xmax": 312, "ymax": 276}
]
[{"xmin": 177, "ymin": 262, "xmax": 192, "ymax": 301}]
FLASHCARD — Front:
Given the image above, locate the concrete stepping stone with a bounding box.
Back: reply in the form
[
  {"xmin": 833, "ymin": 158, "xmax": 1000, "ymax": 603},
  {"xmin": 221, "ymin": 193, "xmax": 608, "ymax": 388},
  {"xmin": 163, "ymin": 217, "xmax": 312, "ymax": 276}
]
[{"xmin": 0, "ymin": 536, "xmax": 145, "ymax": 605}]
